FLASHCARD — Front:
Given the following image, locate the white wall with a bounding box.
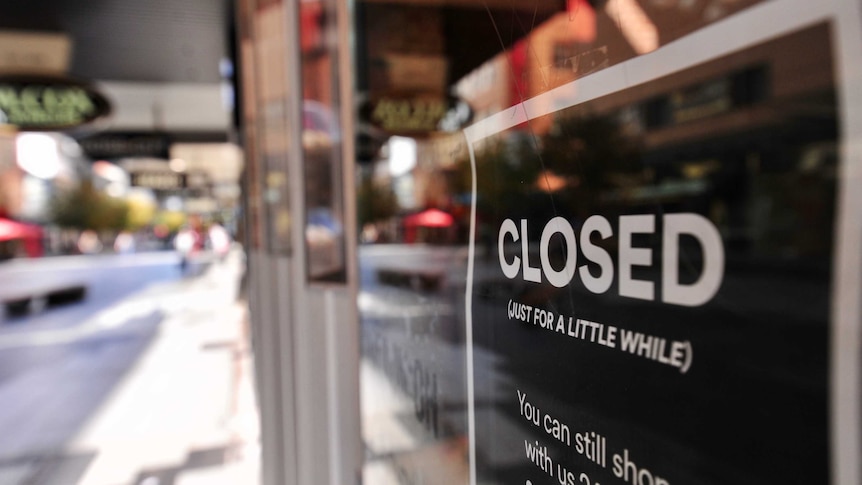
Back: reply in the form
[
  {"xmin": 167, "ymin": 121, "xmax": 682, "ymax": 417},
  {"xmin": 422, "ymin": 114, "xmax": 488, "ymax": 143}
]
[{"xmin": 94, "ymin": 81, "xmax": 230, "ymax": 132}]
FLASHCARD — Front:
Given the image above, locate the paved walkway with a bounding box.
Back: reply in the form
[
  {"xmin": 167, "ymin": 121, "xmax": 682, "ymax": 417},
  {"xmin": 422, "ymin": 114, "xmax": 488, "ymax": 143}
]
[
  {"xmin": 0, "ymin": 249, "xmax": 261, "ymax": 485},
  {"xmin": 77, "ymin": 250, "xmax": 260, "ymax": 485}
]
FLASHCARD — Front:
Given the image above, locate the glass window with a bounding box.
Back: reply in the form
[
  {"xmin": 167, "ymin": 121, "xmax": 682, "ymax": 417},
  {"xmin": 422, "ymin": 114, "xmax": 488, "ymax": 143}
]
[
  {"xmin": 355, "ymin": 1, "xmax": 851, "ymax": 484},
  {"xmin": 300, "ymin": 0, "xmax": 347, "ymax": 282}
]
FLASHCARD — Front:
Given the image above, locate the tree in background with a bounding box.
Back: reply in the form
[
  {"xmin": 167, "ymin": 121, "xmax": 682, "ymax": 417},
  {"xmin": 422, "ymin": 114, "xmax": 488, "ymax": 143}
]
[
  {"xmin": 125, "ymin": 194, "xmax": 157, "ymax": 231},
  {"xmin": 357, "ymin": 176, "xmax": 399, "ymax": 230},
  {"xmin": 50, "ymin": 181, "xmax": 130, "ymax": 232},
  {"xmin": 450, "ymin": 136, "xmax": 541, "ymax": 225},
  {"xmin": 540, "ymin": 114, "xmax": 641, "ymax": 218}
]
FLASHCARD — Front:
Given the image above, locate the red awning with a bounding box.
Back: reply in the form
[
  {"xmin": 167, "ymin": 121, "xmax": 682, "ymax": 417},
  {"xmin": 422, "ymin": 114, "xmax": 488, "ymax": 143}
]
[
  {"xmin": 403, "ymin": 209, "xmax": 454, "ymax": 228},
  {"xmin": 0, "ymin": 218, "xmax": 42, "ymax": 242}
]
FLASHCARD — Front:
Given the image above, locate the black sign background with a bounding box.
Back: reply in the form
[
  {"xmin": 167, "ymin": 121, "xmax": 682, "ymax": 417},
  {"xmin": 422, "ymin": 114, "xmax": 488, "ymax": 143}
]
[
  {"xmin": 79, "ymin": 132, "xmax": 171, "ymax": 160},
  {"xmin": 0, "ymin": 74, "xmax": 111, "ymax": 131}
]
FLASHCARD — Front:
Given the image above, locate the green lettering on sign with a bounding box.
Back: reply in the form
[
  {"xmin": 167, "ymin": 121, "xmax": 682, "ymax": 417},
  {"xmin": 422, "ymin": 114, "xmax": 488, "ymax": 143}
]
[{"xmin": 0, "ymin": 76, "xmax": 110, "ymax": 130}]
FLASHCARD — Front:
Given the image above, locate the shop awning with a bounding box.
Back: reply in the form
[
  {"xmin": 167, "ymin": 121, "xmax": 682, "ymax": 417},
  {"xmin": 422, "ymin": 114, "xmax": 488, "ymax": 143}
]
[
  {"xmin": 403, "ymin": 208, "xmax": 455, "ymax": 228},
  {"xmin": 0, "ymin": 219, "xmax": 42, "ymax": 242}
]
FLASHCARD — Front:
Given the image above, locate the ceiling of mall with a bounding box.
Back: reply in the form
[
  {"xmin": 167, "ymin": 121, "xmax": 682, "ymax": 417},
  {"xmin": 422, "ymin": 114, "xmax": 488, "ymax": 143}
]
[{"xmin": 0, "ymin": 0, "xmax": 230, "ymax": 84}]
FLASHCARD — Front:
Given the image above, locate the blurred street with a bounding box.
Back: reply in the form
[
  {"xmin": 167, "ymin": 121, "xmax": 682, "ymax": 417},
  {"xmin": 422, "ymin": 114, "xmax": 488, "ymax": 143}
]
[{"xmin": 0, "ymin": 249, "xmax": 259, "ymax": 485}]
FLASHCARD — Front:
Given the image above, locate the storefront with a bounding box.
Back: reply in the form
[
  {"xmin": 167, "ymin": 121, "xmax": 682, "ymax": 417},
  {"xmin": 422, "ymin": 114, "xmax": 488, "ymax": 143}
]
[{"xmin": 237, "ymin": 0, "xmax": 862, "ymax": 483}]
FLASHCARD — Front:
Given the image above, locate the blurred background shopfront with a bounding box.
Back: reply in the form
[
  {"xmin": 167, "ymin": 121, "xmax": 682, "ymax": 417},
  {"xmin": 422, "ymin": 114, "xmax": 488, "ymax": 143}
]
[{"xmin": 0, "ymin": 2, "xmax": 256, "ymax": 484}]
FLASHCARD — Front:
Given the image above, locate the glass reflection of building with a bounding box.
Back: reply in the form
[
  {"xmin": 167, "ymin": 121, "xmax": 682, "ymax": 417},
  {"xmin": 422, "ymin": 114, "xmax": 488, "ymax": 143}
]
[
  {"xmin": 235, "ymin": 0, "xmax": 856, "ymax": 483},
  {"xmin": 350, "ymin": 1, "xmax": 838, "ymax": 484},
  {"xmin": 416, "ymin": 2, "xmax": 837, "ymax": 262}
]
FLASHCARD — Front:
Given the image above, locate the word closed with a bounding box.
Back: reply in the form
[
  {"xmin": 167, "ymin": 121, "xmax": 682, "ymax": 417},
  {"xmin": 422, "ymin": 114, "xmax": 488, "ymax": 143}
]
[{"xmin": 498, "ymin": 214, "xmax": 724, "ymax": 306}]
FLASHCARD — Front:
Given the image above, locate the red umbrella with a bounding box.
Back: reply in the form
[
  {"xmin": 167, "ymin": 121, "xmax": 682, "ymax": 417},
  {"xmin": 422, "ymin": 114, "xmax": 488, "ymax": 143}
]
[{"xmin": 403, "ymin": 209, "xmax": 454, "ymax": 228}]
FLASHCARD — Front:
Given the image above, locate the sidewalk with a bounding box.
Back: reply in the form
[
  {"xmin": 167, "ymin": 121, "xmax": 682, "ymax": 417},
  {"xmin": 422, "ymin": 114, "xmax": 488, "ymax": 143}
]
[{"xmin": 64, "ymin": 249, "xmax": 260, "ymax": 485}]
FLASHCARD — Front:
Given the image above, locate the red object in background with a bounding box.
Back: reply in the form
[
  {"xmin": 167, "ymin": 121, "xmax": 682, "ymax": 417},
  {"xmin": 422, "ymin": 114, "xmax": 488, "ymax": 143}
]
[
  {"xmin": 0, "ymin": 218, "xmax": 43, "ymax": 257},
  {"xmin": 567, "ymin": 0, "xmax": 597, "ymax": 43},
  {"xmin": 403, "ymin": 208, "xmax": 455, "ymax": 229},
  {"xmin": 403, "ymin": 208, "xmax": 456, "ymax": 244},
  {"xmin": 508, "ymin": 40, "xmax": 528, "ymax": 110},
  {"xmin": 300, "ymin": 0, "xmax": 323, "ymax": 52},
  {"xmin": 508, "ymin": 0, "xmax": 596, "ymax": 115}
]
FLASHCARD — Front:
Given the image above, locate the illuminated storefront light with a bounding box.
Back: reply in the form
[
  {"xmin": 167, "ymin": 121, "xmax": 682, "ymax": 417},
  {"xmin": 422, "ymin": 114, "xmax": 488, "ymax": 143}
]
[
  {"xmin": 16, "ymin": 132, "xmax": 60, "ymax": 180},
  {"xmin": 388, "ymin": 136, "xmax": 417, "ymax": 177}
]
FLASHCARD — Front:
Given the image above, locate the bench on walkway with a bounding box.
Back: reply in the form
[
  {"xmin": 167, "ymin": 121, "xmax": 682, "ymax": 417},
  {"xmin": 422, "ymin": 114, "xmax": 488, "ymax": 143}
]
[
  {"xmin": 0, "ymin": 279, "xmax": 88, "ymax": 319},
  {"xmin": 377, "ymin": 267, "xmax": 444, "ymax": 292}
]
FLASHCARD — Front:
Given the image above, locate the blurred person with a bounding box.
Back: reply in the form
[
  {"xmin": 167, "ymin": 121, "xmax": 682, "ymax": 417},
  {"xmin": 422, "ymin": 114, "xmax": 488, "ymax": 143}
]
[
  {"xmin": 152, "ymin": 223, "xmax": 171, "ymax": 249},
  {"xmin": 113, "ymin": 231, "xmax": 136, "ymax": 254},
  {"xmin": 208, "ymin": 222, "xmax": 232, "ymax": 260},
  {"xmin": 77, "ymin": 230, "xmax": 102, "ymax": 254},
  {"xmin": 174, "ymin": 226, "xmax": 201, "ymax": 273},
  {"xmin": 361, "ymin": 223, "xmax": 379, "ymax": 244}
]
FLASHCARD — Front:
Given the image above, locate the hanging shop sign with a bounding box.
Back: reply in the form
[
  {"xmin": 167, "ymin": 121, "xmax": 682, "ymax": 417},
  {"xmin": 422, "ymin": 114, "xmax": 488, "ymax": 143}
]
[
  {"xmin": 130, "ymin": 171, "xmax": 186, "ymax": 191},
  {"xmin": 130, "ymin": 170, "xmax": 210, "ymax": 191},
  {"xmin": 0, "ymin": 75, "xmax": 111, "ymax": 131},
  {"xmin": 78, "ymin": 132, "xmax": 171, "ymax": 160},
  {"xmin": 360, "ymin": 92, "xmax": 472, "ymax": 136}
]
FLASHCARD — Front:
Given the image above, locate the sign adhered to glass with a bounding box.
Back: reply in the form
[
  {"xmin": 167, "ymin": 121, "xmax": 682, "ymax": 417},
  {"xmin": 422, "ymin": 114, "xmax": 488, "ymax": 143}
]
[{"xmin": 465, "ymin": 15, "xmax": 843, "ymax": 485}]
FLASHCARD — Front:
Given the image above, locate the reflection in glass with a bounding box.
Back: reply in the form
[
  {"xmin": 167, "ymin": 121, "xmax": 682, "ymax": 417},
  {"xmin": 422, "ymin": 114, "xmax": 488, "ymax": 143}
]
[
  {"xmin": 356, "ymin": 0, "xmax": 837, "ymax": 481},
  {"xmin": 300, "ymin": 0, "xmax": 347, "ymax": 282}
]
